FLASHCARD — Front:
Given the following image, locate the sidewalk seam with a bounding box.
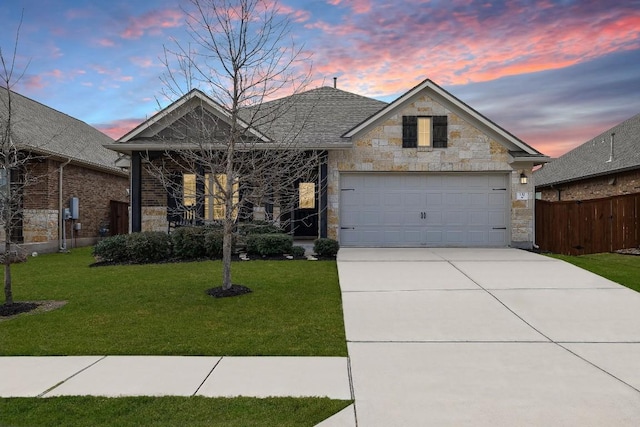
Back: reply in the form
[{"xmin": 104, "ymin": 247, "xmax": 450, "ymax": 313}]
[
  {"xmin": 38, "ymin": 355, "xmax": 107, "ymax": 397},
  {"xmin": 192, "ymin": 356, "xmax": 223, "ymax": 396}
]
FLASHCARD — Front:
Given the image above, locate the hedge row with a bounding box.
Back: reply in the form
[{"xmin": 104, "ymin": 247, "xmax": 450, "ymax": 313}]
[{"xmin": 94, "ymin": 227, "xmax": 339, "ymax": 264}]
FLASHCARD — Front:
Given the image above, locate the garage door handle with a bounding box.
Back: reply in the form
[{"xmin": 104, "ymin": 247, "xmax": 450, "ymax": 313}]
[
  {"xmin": 492, "ymin": 227, "xmax": 507, "ymax": 230},
  {"xmin": 492, "ymin": 188, "xmax": 507, "ymax": 191},
  {"xmin": 341, "ymin": 227, "xmax": 355, "ymax": 230}
]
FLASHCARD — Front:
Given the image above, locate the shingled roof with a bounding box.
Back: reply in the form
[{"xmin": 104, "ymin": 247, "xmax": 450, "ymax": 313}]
[
  {"xmin": 245, "ymin": 86, "xmax": 389, "ymax": 146},
  {"xmin": 0, "ymin": 89, "xmax": 125, "ymax": 175},
  {"xmin": 534, "ymin": 112, "xmax": 640, "ymax": 187}
]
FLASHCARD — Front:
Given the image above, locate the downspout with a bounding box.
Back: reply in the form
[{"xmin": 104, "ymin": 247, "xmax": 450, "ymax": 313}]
[{"xmin": 59, "ymin": 158, "xmax": 72, "ymax": 251}]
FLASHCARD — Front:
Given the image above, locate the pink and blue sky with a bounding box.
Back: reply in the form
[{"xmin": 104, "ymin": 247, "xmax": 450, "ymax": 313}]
[{"xmin": 2, "ymin": 0, "xmax": 639, "ymax": 158}]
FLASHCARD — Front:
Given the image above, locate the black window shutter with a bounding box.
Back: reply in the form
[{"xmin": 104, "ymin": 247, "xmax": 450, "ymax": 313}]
[
  {"xmin": 433, "ymin": 116, "xmax": 448, "ymax": 148},
  {"xmin": 167, "ymin": 173, "xmax": 182, "ymax": 223},
  {"xmin": 402, "ymin": 116, "xmax": 417, "ymax": 148}
]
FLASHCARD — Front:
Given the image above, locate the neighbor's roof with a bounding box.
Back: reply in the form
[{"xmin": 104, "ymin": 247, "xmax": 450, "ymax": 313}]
[
  {"xmin": 0, "ymin": 89, "xmax": 125, "ymax": 175},
  {"xmin": 534, "ymin": 112, "xmax": 640, "ymax": 187}
]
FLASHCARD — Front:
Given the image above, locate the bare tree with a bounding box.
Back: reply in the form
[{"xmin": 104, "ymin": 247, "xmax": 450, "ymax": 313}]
[
  {"xmin": 146, "ymin": 0, "xmax": 320, "ymax": 292},
  {"xmin": 0, "ymin": 14, "xmax": 34, "ymax": 306}
]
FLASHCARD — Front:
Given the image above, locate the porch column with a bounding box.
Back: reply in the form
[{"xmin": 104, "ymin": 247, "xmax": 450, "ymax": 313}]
[
  {"xmin": 319, "ymin": 151, "xmax": 328, "ymax": 238},
  {"xmin": 131, "ymin": 152, "xmax": 142, "ymax": 232}
]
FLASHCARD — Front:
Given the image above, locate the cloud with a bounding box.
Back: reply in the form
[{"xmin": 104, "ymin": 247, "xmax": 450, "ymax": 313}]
[
  {"xmin": 326, "ymin": 0, "xmax": 373, "ymax": 13},
  {"xmin": 448, "ymin": 49, "xmax": 640, "ymax": 158},
  {"xmin": 95, "ymin": 38, "xmax": 116, "ymax": 48},
  {"xmin": 94, "ymin": 118, "xmax": 146, "ymax": 139},
  {"xmin": 130, "ymin": 56, "xmax": 159, "ymax": 68},
  {"xmin": 301, "ymin": 0, "xmax": 640, "ymax": 98},
  {"xmin": 120, "ymin": 8, "xmax": 184, "ymax": 39}
]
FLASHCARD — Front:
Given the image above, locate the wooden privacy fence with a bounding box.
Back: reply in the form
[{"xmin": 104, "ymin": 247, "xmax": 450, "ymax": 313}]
[
  {"xmin": 535, "ymin": 193, "xmax": 640, "ymax": 255},
  {"xmin": 109, "ymin": 200, "xmax": 129, "ymax": 236}
]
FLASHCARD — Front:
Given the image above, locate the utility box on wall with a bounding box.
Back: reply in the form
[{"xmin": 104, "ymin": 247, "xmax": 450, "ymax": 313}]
[{"xmin": 69, "ymin": 197, "xmax": 79, "ymax": 220}]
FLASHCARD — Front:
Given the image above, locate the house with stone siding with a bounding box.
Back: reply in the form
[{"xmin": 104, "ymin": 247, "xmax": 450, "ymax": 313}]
[
  {"xmin": 107, "ymin": 78, "xmax": 548, "ymax": 249},
  {"xmin": 534, "ymin": 112, "xmax": 640, "ymax": 201},
  {"xmin": 0, "ymin": 89, "xmax": 129, "ymax": 253}
]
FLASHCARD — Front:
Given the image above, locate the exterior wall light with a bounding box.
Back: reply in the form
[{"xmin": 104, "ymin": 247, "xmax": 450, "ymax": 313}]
[{"xmin": 520, "ymin": 172, "xmax": 528, "ymax": 185}]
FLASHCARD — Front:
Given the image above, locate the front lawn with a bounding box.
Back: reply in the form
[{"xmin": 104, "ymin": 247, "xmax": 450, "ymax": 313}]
[
  {"xmin": 0, "ymin": 396, "xmax": 351, "ymax": 427},
  {"xmin": 547, "ymin": 252, "xmax": 640, "ymax": 292},
  {"xmin": 0, "ymin": 247, "xmax": 347, "ymax": 356}
]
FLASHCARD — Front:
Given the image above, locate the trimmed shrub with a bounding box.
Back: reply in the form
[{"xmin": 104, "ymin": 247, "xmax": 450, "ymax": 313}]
[
  {"xmin": 171, "ymin": 226, "xmax": 208, "ymax": 260},
  {"xmin": 313, "ymin": 238, "xmax": 340, "ymax": 257},
  {"xmin": 291, "ymin": 246, "xmax": 306, "ymax": 258},
  {"xmin": 93, "ymin": 234, "xmax": 129, "ymax": 262},
  {"xmin": 204, "ymin": 229, "xmax": 226, "ymax": 258},
  {"xmin": 238, "ymin": 221, "xmax": 284, "ymax": 235},
  {"xmin": 126, "ymin": 231, "xmax": 171, "ymax": 263},
  {"xmin": 246, "ymin": 233, "xmax": 293, "ymax": 256}
]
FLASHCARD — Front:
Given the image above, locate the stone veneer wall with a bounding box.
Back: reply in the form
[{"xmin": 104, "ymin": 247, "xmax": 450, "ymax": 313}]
[
  {"xmin": 538, "ymin": 169, "xmax": 640, "ymax": 201},
  {"xmin": 326, "ymin": 93, "xmax": 535, "ymax": 247}
]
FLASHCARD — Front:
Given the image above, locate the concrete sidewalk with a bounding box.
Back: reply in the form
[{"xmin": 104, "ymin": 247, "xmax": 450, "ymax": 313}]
[
  {"xmin": 0, "ymin": 356, "xmax": 352, "ymax": 401},
  {"xmin": 338, "ymin": 248, "xmax": 640, "ymax": 426}
]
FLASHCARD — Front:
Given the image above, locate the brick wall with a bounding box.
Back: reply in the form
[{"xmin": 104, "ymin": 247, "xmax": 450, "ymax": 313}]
[
  {"xmin": 21, "ymin": 159, "xmax": 128, "ymax": 243},
  {"xmin": 538, "ymin": 169, "xmax": 640, "ymax": 201},
  {"xmin": 326, "ymin": 93, "xmax": 536, "ymax": 247}
]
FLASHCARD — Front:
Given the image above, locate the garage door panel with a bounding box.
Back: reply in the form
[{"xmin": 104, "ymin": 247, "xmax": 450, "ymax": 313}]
[
  {"xmin": 340, "ymin": 173, "xmax": 509, "ymax": 247},
  {"xmin": 488, "ymin": 210, "xmax": 507, "ymax": 227},
  {"xmin": 468, "ymin": 211, "xmax": 489, "ymax": 226}
]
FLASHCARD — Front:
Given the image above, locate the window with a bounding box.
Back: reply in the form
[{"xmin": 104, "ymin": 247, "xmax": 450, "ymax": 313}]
[
  {"xmin": 298, "ymin": 182, "xmax": 315, "ymax": 209},
  {"xmin": 174, "ymin": 173, "xmax": 238, "ymax": 222},
  {"xmin": 183, "ymin": 174, "xmax": 197, "ymax": 207},
  {"xmin": 403, "ymin": 115, "xmax": 448, "ymax": 148},
  {"xmin": 204, "ymin": 174, "xmax": 239, "ymax": 221},
  {"xmin": 418, "ymin": 117, "xmax": 432, "ymax": 147}
]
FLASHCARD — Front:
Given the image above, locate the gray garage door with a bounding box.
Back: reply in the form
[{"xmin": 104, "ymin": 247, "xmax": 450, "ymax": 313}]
[{"xmin": 340, "ymin": 173, "xmax": 509, "ymax": 247}]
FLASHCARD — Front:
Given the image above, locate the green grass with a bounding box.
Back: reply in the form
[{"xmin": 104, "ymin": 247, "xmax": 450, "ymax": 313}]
[
  {"xmin": 0, "ymin": 247, "xmax": 347, "ymax": 356},
  {"xmin": 547, "ymin": 252, "xmax": 640, "ymax": 292},
  {"xmin": 0, "ymin": 396, "xmax": 352, "ymax": 427}
]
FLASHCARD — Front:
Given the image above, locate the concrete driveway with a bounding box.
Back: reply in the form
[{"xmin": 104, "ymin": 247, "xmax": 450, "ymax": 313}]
[{"xmin": 335, "ymin": 248, "xmax": 640, "ymax": 426}]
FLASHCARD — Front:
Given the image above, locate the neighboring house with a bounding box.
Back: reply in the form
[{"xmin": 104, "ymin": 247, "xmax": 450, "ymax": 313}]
[
  {"xmin": 107, "ymin": 78, "xmax": 548, "ymax": 248},
  {"xmin": 0, "ymin": 89, "xmax": 129, "ymax": 253},
  {"xmin": 535, "ymin": 112, "xmax": 640, "ymax": 201}
]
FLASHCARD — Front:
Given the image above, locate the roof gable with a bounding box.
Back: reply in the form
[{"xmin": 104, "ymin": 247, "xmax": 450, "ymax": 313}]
[
  {"xmin": 343, "ymin": 78, "xmax": 547, "ymax": 162},
  {"xmin": 0, "ymin": 89, "xmax": 124, "ymax": 174},
  {"xmin": 117, "ymin": 89, "xmax": 269, "ymax": 144},
  {"xmin": 534, "ymin": 112, "xmax": 640, "ymax": 187}
]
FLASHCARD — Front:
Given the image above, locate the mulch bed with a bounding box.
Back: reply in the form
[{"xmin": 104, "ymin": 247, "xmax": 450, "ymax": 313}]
[
  {"xmin": 206, "ymin": 284, "xmax": 253, "ymax": 298},
  {"xmin": 0, "ymin": 300, "xmax": 67, "ymax": 320}
]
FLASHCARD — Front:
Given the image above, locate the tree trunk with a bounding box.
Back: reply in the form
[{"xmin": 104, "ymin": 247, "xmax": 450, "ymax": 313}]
[
  {"xmin": 222, "ymin": 217, "xmax": 233, "ymax": 290},
  {"xmin": 4, "ymin": 239, "xmax": 12, "ymax": 305}
]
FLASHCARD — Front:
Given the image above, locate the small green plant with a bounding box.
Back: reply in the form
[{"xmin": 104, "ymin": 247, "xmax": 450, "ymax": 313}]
[
  {"xmin": 93, "ymin": 234, "xmax": 130, "ymax": 262},
  {"xmin": 171, "ymin": 227, "xmax": 208, "ymax": 260},
  {"xmin": 93, "ymin": 232, "xmax": 171, "ymax": 264},
  {"xmin": 204, "ymin": 229, "xmax": 229, "ymax": 258},
  {"xmin": 291, "ymin": 246, "xmax": 306, "ymax": 258},
  {"xmin": 313, "ymin": 238, "xmax": 340, "ymax": 257},
  {"xmin": 126, "ymin": 232, "xmax": 172, "ymax": 263},
  {"xmin": 246, "ymin": 234, "xmax": 293, "ymax": 256}
]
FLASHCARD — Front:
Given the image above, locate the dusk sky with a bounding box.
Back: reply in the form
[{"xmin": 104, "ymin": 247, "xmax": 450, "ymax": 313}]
[{"xmin": 2, "ymin": 0, "xmax": 639, "ymax": 158}]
